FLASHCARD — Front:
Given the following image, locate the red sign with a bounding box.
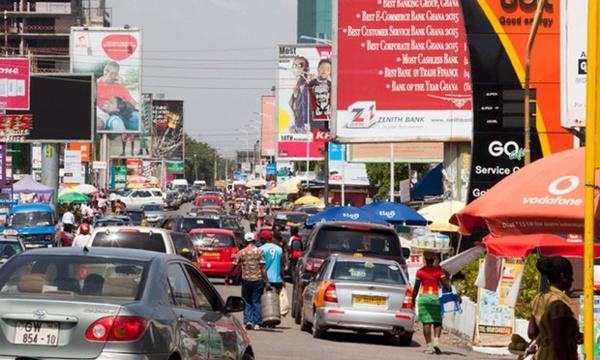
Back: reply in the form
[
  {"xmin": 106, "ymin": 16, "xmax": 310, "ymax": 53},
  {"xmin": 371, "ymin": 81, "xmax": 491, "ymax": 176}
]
[
  {"xmin": 101, "ymin": 35, "xmax": 138, "ymax": 61},
  {"xmin": 0, "ymin": 114, "xmax": 32, "ymax": 142},
  {"xmin": 0, "ymin": 58, "xmax": 30, "ymax": 110},
  {"xmin": 312, "ymin": 128, "xmax": 330, "ymax": 143}
]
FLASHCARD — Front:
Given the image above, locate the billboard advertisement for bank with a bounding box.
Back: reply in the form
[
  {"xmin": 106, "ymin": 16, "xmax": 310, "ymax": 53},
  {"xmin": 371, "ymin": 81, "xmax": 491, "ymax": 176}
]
[
  {"xmin": 332, "ymin": 0, "xmax": 472, "ymax": 143},
  {"xmin": 277, "ymin": 44, "xmax": 331, "ymax": 160},
  {"xmin": 151, "ymin": 100, "xmax": 184, "ymax": 161},
  {"xmin": 71, "ymin": 27, "xmax": 142, "ymax": 134}
]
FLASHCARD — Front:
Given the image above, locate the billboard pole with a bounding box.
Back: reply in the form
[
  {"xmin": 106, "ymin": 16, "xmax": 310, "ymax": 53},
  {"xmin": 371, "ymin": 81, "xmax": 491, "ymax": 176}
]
[{"xmin": 390, "ymin": 143, "xmax": 395, "ymax": 201}]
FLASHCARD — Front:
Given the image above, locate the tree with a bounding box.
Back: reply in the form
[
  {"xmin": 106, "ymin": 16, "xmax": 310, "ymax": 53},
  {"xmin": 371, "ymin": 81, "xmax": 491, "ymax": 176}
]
[{"xmin": 366, "ymin": 163, "xmax": 409, "ymax": 200}]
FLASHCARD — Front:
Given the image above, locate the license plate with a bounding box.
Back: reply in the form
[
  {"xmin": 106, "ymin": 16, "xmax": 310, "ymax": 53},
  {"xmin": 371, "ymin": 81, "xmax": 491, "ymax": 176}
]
[
  {"xmin": 353, "ymin": 296, "xmax": 387, "ymax": 306},
  {"xmin": 14, "ymin": 321, "xmax": 59, "ymax": 346},
  {"xmin": 202, "ymin": 252, "xmax": 220, "ymax": 257}
]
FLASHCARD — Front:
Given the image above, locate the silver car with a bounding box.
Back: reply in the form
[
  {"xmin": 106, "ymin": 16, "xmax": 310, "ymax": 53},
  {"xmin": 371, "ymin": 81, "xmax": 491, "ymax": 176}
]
[
  {"xmin": 299, "ymin": 255, "xmax": 415, "ymax": 345},
  {"xmin": 140, "ymin": 204, "xmax": 166, "ymax": 224},
  {"xmin": 0, "ymin": 247, "xmax": 254, "ymax": 359}
]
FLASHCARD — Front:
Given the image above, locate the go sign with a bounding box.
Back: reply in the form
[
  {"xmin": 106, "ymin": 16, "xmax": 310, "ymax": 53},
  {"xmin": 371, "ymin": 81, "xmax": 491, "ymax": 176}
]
[{"xmin": 488, "ymin": 141, "xmax": 520, "ymax": 157}]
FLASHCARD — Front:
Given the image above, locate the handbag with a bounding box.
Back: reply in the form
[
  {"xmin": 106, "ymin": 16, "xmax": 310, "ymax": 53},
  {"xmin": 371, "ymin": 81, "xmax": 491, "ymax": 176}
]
[{"xmin": 279, "ymin": 288, "xmax": 290, "ymax": 317}]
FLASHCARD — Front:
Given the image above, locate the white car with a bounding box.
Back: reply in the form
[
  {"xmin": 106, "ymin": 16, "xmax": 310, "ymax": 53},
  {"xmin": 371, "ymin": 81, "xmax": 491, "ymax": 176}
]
[{"xmin": 118, "ymin": 188, "xmax": 163, "ymax": 211}]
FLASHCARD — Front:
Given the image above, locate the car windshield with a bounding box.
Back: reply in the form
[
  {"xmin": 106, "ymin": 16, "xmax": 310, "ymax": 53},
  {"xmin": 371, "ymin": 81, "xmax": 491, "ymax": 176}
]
[
  {"xmin": 9, "ymin": 211, "xmax": 53, "ymax": 228},
  {"xmin": 182, "ymin": 218, "xmax": 220, "ymax": 233},
  {"xmin": 313, "ymin": 228, "xmax": 400, "ymax": 255},
  {"xmin": 0, "ymin": 241, "xmax": 23, "ymax": 259},
  {"xmin": 0, "ymin": 255, "xmax": 147, "ymax": 300},
  {"xmin": 91, "ymin": 231, "xmax": 167, "ymax": 252},
  {"xmin": 191, "ymin": 233, "xmax": 235, "ymax": 248},
  {"xmin": 142, "ymin": 204, "xmax": 162, "ymax": 212},
  {"xmin": 127, "ymin": 212, "xmax": 144, "ymax": 222},
  {"xmin": 331, "ymin": 260, "xmax": 405, "ymax": 285}
]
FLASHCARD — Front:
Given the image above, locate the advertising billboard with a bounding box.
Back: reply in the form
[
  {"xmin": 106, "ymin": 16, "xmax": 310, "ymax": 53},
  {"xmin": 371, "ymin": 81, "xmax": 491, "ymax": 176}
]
[
  {"xmin": 460, "ymin": 0, "xmax": 570, "ymax": 203},
  {"xmin": 261, "ymin": 95, "xmax": 276, "ymax": 157},
  {"xmin": 332, "ymin": 0, "xmax": 472, "ymax": 143},
  {"xmin": 560, "ymin": 0, "xmax": 587, "ymax": 128},
  {"xmin": 6, "ymin": 74, "xmax": 94, "ymax": 142},
  {"xmin": 71, "ymin": 27, "xmax": 142, "ymax": 134},
  {"xmin": 109, "ymin": 93, "xmax": 153, "ymax": 158},
  {"xmin": 0, "ymin": 58, "xmax": 30, "ymax": 110},
  {"xmin": 151, "ymin": 100, "xmax": 184, "ymax": 161},
  {"xmin": 277, "ymin": 44, "xmax": 331, "ymax": 160}
]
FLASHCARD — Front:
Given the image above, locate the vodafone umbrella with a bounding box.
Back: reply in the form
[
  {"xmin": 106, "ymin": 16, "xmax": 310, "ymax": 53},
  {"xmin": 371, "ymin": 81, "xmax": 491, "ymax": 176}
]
[
  {"xmin": 479, "ymin": 234, "xmax": 600, "ymax": 258},
  {"xmin": 451, "ymin": 147, "xmax": 594, "ymax": 236}
]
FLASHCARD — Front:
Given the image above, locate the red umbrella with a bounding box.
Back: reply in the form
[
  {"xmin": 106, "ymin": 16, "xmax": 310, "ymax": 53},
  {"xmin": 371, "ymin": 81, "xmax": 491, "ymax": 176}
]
[
  {"xmin": 451, "ymin": 147, "xmax": 597, "ymax": 236},
  {"xmin": 478, "ymin": 234, "xmax": 600, "ymax": 258}
]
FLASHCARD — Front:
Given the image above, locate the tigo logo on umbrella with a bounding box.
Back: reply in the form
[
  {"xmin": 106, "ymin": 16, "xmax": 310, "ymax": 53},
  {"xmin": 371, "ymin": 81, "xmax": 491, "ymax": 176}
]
[
  {"xmin": 379, "ymin": 210, "xmax": 396, "ymax": 218},
  {"xmin": 343, "ymin": 213, "xmax": 360, "ymax": 220}
]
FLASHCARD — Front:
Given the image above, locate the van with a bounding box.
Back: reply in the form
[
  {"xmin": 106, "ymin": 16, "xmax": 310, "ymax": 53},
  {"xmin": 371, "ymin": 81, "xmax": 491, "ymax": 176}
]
[
  {"xmin": 193, "ymin": 180, "xmax": 207, "ymax": 187},
  {"xmin": 3, "ymin": 203, "xmax": 61, "ymax": 248},
  {"xmin": 169, "ymin": 179, "xmax": 189, "ymax": 191}
]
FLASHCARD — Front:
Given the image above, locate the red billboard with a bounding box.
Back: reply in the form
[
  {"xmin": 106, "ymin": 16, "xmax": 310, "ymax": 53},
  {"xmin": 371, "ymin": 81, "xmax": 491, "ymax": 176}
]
[
  {"xmin": 0, "ymin": 58, "xmax": 30, "ymax": 110},
  {"xmin": 333, "ymin": 0, "xmax": 472, "ymax": 143}
]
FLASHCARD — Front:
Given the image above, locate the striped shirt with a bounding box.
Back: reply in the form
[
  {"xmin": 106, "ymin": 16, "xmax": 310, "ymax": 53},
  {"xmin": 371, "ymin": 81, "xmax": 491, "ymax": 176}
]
[{"xmin": 233, "ymin": 245, "xmax": 265, "ymax": 281}]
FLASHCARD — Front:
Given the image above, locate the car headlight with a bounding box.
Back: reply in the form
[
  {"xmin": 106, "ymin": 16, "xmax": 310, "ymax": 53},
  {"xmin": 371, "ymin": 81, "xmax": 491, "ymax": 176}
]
[{"xmin": 44, "ymin": 234, "xmax": 53, "ymax": 241}]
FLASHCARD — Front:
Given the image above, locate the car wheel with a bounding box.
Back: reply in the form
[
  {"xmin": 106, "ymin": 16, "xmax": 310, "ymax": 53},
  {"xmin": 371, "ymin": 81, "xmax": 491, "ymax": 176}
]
[
  {"xmin": 312, "ymin": 308, "xmax": 325, "ymax": 338},
  {"xmin": 299, "ymin": 301, "xmax": 312, "ymax": 332},
  {"xmin": 398, "ymin": 332, "xmax": 413, "ymax": 346}
]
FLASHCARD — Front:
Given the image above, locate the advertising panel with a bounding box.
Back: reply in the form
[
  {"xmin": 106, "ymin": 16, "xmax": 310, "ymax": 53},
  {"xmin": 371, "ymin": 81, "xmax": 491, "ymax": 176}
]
[
  {"xmin": 332, "ymin": 0, "xmax": 472, "ymax": 143},
  {"xmin": 461, "ymin": 0, "xmax": 570, "ymax": 203},
  {"xmin": 71, "ymin": 27, "xmax": 142, "ymax": 134},
  {"xmin": 348, "ymin": 143, "xmax": 444, "ymax": 163},
  {"xmin": 151, "ymin": 100, "xmax": 184, "ymax": 161},
  {"xmin": 560, "ymin": 0, "xmax": 587, "ymax": 128},
  {"xmin": 69, "ymin": 143, "xmax": 90, "ymax": 163},
  {"xmin": 167, "ymin": 161, "xmax": 184, "ymax": 174},
  {"xmin": 6, "ymin": 74, "xmax": 94, "ymax": 142},
  {"xmin": 277, "ymin": 44, "xmax": 331, "ymax": 160},
  {"xmin": 111, "ymin": 165, "xmax": 127, "ymax": 190},
  {"xmin": 109, "ymin": 93, "xmax": 153, "ymax": 158},
  {"xmin": 0, "ymin": 58, "xmax": 30, "ymax": 110},
  {"xmin": 261, "ymin": 95, "xmax": 276, "ymax": 157},
  {"xmin": 63, "ymin": 150, "xmax": 82, "ymax": 184}
]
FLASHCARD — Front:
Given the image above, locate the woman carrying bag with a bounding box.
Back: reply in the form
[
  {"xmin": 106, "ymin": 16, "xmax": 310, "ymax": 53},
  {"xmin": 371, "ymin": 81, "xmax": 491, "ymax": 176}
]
[{"xmin": 412, "ymin": 251, "xmax": 452, "ymax": 355}]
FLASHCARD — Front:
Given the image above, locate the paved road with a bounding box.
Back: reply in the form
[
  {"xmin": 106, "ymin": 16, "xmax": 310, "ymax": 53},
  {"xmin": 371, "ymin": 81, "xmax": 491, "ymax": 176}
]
[{"xmin": 175, "ymin": 202, "xmax": 507, "ymax": 359}]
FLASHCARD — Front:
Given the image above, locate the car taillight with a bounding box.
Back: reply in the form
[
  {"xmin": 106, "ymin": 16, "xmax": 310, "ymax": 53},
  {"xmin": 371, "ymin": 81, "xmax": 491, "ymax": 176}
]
[
  {"xmin": 324, "ymin": 283, "xmax": 337, "ymax": 303},
  {"xmin": 402, "ymin": 287, "xmax": 413, "ymax": 309},
  {"xmin": 230, "ymin": 248, "xmax": 238, "ymax": 261},
  {"xmin": 305, "ymin": 257, "xmax": 324, "ymax": 272},
  {"xmin": 86, "ymin": 316, "xmax": 147, "ymax": 342}
]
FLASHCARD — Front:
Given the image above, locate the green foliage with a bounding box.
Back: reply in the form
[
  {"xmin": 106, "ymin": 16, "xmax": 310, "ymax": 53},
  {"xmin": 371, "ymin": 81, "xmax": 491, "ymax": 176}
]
[
  {"xmin": 454, "ymin": 253, "xmax": 540, "ymax": 320},
  {"xmin": 185, "ymin": 135, "xmax": 226, "ymax": 184},
  {"xmin": 366, "ymin": 163, "xmax": 409, "ymax": 200}
]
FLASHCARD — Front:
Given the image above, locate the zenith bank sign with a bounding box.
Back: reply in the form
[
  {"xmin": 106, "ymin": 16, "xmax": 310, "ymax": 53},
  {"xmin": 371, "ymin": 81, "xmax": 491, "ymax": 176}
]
[{"xmin": 313, "ymin": 128, "xmax": 330, "ymax": 143}]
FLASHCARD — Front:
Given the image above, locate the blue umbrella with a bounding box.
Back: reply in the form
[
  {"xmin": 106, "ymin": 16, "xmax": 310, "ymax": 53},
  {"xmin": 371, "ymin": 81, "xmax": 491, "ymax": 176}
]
[
  {"xmin": 305, "ymin": 206, "xmax": 390, "ymax": 227},
  {"xmin": 361, "ymin": 201, "xmax": 429, "ymax": 226}
]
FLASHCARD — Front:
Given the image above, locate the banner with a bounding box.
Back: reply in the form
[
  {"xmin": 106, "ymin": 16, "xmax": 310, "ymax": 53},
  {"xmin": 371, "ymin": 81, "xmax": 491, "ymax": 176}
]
[
  {"xmin": 277, "ymin": 44, "xmax": 331, "ymax": 160},
  {"xmin": 151, "ymin": 100, "xmax": 184, "ymax": 161},
  {"xmin": 111, "ymin": 165, "xmax": 127, "ymax": 190},
  {"xmin": 109, "ymin": 93, "xmax": 153, "ymax": 158},
  {"xmin": 332, "ymin": 0, "xmax": 472, "ymax": 143},
  {"xmin": 167, "ymin": 161, "xmax": 184, "ymax": 174},
  {"xmin": 63, "ymin": 150, "xmax": 82, "ymax": 184},
  {"xmin": 261, "ymin": 95, "xmax": 276, "ymax": 157},
  {"xmin": 71, "ymin": 27, "xmax": 142, "ymax": 134},
  {"xmin": 0, "ymin": 58, "xmax": 30, "ymax": 110}
]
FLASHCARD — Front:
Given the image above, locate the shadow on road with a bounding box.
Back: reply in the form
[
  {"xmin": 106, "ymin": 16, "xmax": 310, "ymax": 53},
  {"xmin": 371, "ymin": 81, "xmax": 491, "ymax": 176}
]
[{"xmin": 319, "ymin": 331, "xmax": 423, "ymax": 348}]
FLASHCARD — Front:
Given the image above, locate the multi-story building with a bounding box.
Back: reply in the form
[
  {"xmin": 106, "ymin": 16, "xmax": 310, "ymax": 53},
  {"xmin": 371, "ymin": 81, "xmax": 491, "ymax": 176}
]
[{"xmin": 0, "ymin": 0, "xmax": 110, "ymax": 72}]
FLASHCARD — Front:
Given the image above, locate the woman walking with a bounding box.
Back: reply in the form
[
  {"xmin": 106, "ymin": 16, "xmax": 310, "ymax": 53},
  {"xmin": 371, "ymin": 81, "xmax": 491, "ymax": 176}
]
[
  {"xmin": 525, "ymin": 256, "xmax": 580, "ymax": 360},
  {"xmin": 412, "ymin": 251, "xmax": 452, "ymax": 354}
]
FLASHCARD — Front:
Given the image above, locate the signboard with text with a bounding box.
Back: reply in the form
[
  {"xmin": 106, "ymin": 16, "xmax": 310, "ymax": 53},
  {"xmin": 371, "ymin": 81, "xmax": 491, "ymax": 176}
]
[
  {"xmin": 166, "ymin": 161, "xmax": 184, "ymax": 174},
  {"xmin": 151, "ymin": 100, "xmax": 184, "ymax": 161},
  {"xmin": 332, "ymin": 0, "xmax": 472, "ymax": 143},
  {"xmin": 0, "ymin": 58, "xmax": 30, "ymax": 110}
]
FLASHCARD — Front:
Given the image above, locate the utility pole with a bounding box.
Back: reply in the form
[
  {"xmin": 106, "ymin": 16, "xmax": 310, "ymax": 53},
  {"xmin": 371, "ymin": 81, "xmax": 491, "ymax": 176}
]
[{"xmin": 213, "ymin": 154, "xmax": 217, "ymax": 185}]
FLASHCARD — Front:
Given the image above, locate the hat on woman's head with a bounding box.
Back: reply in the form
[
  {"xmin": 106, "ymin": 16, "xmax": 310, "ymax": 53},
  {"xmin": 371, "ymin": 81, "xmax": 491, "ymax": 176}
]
[{"xmin": 244, "ymin": 232, "xmax": 256, "ymax": 242}]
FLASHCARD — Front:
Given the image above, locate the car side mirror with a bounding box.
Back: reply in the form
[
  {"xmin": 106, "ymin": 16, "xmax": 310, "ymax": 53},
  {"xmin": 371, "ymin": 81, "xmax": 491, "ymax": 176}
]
[
  {"xmin": 301, "ymin": 272, "xmax": 314, "ymax": 282},
  {"xmin": 402, "ymin": 247, "xmax": 411, "ymax": 259},
  {"xmin": 225, "ymin": 296, "xmax": 245, "ymax": 313}
]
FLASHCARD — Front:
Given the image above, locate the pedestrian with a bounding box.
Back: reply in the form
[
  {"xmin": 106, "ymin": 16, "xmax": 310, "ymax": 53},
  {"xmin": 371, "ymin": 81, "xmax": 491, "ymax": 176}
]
[
  {"xmin": 289, "ymin": 226, "xmax": 303, "ymax": 284},
  {"xmin": 411, "ymin": 251, "xmax": 452, "ymax": 355},
  {"xmin": 272, "ymin": 225, "xmax": 290, "ymax": 271},
  {"xmin": 225, "ymin": 232, "xmax": 271, "ymax": 331},
  {"xmin": 260, "ymin": 231, "xmax": 284, "ymax": 295},
  {"xmin": 525, "ymin": 256, "xmax": 580, "ymax": 360},
  {"xmin": 71, "ymin": 222, "xmax": 91, "ymax": 247},
  {"xmin": 114, "ymin": 200, "xmax": 123, "ymax": 214},
  {"xmin": 62, "ymin": 206, "xmax": 75, "ymax": 234},
  {"xmin": 248, "ymin": 209, "xmax": 258, "ymax": 232}
]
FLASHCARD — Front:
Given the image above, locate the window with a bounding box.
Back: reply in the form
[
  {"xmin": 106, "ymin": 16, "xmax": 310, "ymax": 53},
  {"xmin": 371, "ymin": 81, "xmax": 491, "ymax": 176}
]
[
  {"xmin": 331, "ymin": 261, "xmax": 405, "ymax": 284},
  {"xmin": 315, "ymin": 260, "xmax": 330, "ymax": 281},
  {"xmin": 151, "ymin": 191, "xmax": 162, "ymax": 197},
  {"xmin": 184, "ymin": 264, "xmax": 217, "ymax": 311},
  {"xmin": 166, "ymin": 264, "xmax": 194, "ymax": 308},
  {"xmin": 91, "ymin": 232, "xmax": 167, "ymax": 253},
  {"xmin": 191, "ymin": 233, "xmax": 235, "ymax": 248}
]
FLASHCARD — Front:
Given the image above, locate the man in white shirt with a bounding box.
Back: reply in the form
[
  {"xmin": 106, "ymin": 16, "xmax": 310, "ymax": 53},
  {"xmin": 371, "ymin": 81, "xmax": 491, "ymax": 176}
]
[
  {"xmin": 62, "ymin": 208, "xmax": 75, "ymax": 234},
  {"xmin": 71, "ymin": 223, "xmax": 91, "ymax": 247}
]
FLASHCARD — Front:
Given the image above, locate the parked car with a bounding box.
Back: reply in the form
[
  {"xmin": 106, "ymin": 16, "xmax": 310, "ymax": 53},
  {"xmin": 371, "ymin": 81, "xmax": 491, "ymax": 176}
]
[
  {"xmin": 2, "ymin": 203, "xmax": 60, "ymax": 248},
  {"xmin": 118, "ymin": 188, "xmax": 163, "ymax": 211},
  {"xmin": 299, "ymin": 254, "xmax": 415, "ymax": 344},
  {"xmin": 0, "ymin": 233, "xmax": 25, "ymax": 267},
  {"xmin": 140, "ymin": 203, "xmax": 166, "ymax": 224},
  {"xmin": 121, "ymin": 209, "xmax": 145, "ymax": 226},
  {"xmin": 291, "ymin": 221, "xmax": 408, "ymax": 324},
  {"xmin": 86, "ymin": 226, "xmax": 197, "ymax": 266},
  {"xmin": 190, "ymin": 228, "xmax": 241, "ymax": 284},
  {"xmin": 0, "ymin": 247, "xmax": 254, "ymax": 359}
]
